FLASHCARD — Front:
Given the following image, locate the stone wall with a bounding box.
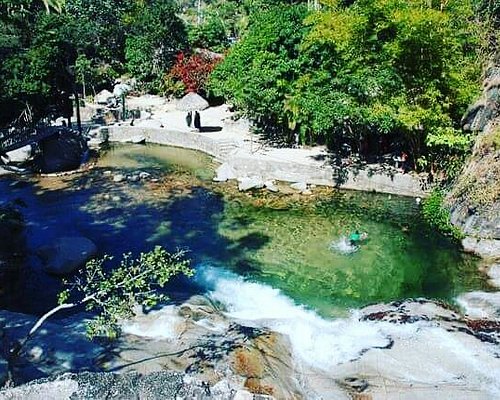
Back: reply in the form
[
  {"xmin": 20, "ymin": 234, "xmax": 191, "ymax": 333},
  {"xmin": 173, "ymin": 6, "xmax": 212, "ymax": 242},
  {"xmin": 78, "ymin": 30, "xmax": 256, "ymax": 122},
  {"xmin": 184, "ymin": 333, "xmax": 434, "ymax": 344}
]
[{"xmin": 108, "ymin": 126, "xmax": 428, "ymax": 198}]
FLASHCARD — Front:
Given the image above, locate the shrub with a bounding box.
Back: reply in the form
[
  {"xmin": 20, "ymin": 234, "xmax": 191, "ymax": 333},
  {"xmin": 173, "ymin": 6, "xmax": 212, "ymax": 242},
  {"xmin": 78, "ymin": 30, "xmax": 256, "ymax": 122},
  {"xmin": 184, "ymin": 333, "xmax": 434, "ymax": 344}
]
[{"xmin": 422, "ymin": 190, "xmax": 463, "ymax": 240}]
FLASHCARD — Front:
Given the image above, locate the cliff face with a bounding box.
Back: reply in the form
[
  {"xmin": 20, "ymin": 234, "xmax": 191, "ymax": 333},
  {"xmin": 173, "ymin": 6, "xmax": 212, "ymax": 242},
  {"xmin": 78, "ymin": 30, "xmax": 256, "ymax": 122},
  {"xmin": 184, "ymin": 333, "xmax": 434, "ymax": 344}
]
[{"xmin": 447, "ymin": 65, "xmax": 500, "ymax": 259}]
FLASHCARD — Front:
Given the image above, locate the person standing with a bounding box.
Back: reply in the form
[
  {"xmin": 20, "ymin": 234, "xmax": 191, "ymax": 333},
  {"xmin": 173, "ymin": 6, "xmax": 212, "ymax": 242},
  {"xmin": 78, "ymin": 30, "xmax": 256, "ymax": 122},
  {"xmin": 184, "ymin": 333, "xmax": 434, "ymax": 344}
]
[
  {"xmin": 186, "ymin": 111, "xmax": 193, "ymax": 127},
  {"xmin": 194, "ymin": 111, "xmax": 201, "ymax": 130}
]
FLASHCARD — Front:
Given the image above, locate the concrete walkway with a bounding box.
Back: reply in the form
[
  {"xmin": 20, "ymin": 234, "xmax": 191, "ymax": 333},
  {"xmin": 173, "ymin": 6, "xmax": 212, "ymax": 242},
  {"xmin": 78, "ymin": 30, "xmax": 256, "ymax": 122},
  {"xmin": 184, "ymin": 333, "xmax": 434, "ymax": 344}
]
[
  {"xmin": 0, "ymin": 95, "xmax": 428, "ymax": 197},
  {"xmin": 105, "ymin": 95, "xmax": 428, "ymax": 197}
]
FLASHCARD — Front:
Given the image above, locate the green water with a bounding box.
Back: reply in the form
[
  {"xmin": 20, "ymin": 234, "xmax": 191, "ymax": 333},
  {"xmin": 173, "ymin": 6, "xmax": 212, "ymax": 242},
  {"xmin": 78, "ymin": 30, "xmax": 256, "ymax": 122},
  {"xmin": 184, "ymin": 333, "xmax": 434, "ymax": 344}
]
[
  {"xmin": 96, "ymin": 144, "xmax": 486, "ymax": 316},
  {"xmin": 97, "ymin": 143, "xmax": 215, "ymax": 181},
  {"xmin": 0, "ymin": 143, "xmax": 486, "ymax": 316},
  {"xmin": 216, "ymin": 192, "xmax": 484, "ymax": 317}
]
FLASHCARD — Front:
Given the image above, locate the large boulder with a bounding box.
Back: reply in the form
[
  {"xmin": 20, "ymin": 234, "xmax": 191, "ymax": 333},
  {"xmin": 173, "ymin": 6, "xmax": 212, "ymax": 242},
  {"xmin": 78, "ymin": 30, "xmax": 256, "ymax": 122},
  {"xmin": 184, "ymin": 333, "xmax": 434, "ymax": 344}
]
[
  {"xmin": 37, "ymin": 237, "xmax": 97, "ymax": 276},
  {"xmin": 95, "ymin": 89, "xmax": 114, "ymax": 105},
  {"xmin": 0, "ymin": 372, "xmax": 273, "ymax": 400},
  {"xmin": 35, "ymin": 129, "xmax": 88, "ymax": 173}
]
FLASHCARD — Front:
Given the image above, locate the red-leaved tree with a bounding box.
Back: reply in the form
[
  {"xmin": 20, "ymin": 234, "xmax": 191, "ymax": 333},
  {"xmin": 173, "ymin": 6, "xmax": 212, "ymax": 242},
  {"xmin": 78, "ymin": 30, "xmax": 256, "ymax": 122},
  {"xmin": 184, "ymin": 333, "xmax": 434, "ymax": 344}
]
[{"xmin": 169, "ymin": 52, "xmax": 221, "ymax": 94}]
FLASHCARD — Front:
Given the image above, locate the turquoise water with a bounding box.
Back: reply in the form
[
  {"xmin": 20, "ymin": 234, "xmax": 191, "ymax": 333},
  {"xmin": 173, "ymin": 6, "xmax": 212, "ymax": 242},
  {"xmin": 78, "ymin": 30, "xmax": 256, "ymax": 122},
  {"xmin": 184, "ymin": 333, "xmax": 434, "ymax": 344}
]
[
  {"xmin": 0, "ymin": 144, "xmax": 486, "ymax": 316},
  {"xmin": 217, "ymin": 193, "xmax": 484, "ymax": 316}
]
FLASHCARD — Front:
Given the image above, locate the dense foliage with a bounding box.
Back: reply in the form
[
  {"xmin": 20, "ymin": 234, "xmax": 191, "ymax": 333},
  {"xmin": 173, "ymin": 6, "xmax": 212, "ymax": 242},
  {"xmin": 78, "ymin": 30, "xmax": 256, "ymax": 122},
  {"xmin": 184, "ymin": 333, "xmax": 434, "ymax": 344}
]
[
  {"xmin": 0, "ymin": 0, "xmax": 495, "ymax": 176},
  {"xmin": 169, "ymin": 51, "xmax": 221, "ymax": 94},
  {"xmin": 422, "ymin": 189, "xmax": 463, "ymax": 240},
  {"xmin": 209, "ymin": 0, "xmax": 486, "ymax": 173},
  {"xmin": 0, "ymin": 0, "xmax": 187, "ymax": 125}
]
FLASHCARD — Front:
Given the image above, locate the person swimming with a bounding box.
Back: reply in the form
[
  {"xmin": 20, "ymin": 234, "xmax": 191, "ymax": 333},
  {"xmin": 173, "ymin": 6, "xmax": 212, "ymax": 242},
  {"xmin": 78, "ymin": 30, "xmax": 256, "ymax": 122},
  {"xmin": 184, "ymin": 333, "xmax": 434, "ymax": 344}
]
[{"xmin": 349, "ymin": 230, "xmax": 368, "ymax": 246}]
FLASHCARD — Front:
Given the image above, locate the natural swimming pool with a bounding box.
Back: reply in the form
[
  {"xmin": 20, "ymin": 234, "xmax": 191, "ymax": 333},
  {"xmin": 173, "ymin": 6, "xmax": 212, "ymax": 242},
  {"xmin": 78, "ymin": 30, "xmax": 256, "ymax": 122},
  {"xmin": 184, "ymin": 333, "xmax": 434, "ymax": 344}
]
[{"xmin": 0, "ymin": 143, "xmax": 487, "ymax": 317}]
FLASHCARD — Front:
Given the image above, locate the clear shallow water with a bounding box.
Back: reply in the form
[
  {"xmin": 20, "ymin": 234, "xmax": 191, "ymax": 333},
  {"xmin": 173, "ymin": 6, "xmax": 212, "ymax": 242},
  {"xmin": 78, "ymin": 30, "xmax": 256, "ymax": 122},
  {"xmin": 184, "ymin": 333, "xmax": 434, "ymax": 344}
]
[{"xmin": 0, "ymin": 143, "xmax": 486, "ymax": 316}]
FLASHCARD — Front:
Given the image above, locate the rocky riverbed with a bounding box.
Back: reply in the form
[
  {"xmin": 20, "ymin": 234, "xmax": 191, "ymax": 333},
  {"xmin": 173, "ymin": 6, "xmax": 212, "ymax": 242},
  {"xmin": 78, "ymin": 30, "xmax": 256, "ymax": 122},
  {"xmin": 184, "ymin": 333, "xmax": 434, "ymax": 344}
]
[{"xmin": 1, "ymin": 294, "xmax": 499, "ymax": 399}]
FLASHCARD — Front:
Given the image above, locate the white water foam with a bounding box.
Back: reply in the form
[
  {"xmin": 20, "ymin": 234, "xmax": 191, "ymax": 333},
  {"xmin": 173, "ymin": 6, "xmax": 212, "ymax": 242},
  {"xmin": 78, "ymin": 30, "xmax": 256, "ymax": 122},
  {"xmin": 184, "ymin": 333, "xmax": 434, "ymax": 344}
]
[
  {"xmin": 121, "ymin": 262, "xmax": 500, "ymax": 397},
  {"xmin": 196, "ymin": 263, "xmax": 389, "ymax": 371},
  {"xmin": 122, "ymin": 305, "xmax": 182, "ymax": 339},
  {"xmin": 329, "ymin": 236, "xmax": 359, "ymax": 255}
]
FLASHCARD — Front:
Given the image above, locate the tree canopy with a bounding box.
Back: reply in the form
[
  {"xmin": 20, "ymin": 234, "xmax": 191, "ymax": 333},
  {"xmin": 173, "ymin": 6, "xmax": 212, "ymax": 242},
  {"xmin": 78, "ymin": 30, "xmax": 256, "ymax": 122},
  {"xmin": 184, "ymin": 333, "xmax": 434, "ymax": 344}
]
[{"xmin": 209, "ymin": 0, "xmax": 485, "ymax": 173}]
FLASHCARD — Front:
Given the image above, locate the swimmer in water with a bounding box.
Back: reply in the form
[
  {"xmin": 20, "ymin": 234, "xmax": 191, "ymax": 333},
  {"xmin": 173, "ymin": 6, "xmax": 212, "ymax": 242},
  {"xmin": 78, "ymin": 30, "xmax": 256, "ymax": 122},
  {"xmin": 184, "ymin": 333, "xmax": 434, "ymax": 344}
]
[{"xmin": 349, "ymin": 230, "xmax": 368, "ymax": 246}]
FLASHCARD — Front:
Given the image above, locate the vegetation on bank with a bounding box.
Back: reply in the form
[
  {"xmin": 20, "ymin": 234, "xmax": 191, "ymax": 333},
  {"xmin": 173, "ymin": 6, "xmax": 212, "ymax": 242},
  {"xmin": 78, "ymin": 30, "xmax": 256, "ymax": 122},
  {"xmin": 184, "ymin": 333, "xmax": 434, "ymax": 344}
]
[
  {"xmin": 210, "ymin": 0, "xmax": 488, "ymax": 177},
  {"xmin": 422, "ymin": 189, "xmax": 464, "ymax": 240}
]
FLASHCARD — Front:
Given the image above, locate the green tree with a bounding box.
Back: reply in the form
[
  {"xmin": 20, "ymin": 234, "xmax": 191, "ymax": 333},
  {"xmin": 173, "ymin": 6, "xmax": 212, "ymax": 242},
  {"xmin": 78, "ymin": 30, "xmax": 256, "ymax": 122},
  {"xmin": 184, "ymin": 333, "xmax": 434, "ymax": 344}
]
[
  {"xmin": 10, "ymin": 246, "xmax": 193, "ymax": 360},
  {"xmin": 125, "ymin": 0, "xmax": 187, "ymax": 90},
  {"xmin": 209, "ymin": 5, "xmax": 310, "ymax": 143},
  {"xmin": 210, "ymin": 0, "xmax": 483, "ymax": 170}
]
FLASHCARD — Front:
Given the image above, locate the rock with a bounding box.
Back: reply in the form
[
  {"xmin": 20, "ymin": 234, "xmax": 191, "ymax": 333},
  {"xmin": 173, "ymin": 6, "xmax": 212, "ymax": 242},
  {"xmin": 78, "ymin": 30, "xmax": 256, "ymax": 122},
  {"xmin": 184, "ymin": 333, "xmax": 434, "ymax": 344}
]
[
  {"xmin": 461, "ymin": 237, "xmax": 500, "ymax": 259},
  {"xmin": 27, "ymin": 346, "xmax": 44, "ymax": 362},
  {"xmin": 486, "ymin": 263, "xmax": 500, "ymax": 287},
  {"xmin": 35, "ymin": 130, "xmax": 88, "ymax": 173},
  {"xmin": 112, "ymin": 196, "xmax": 121, "ymax": 202},
  {"xmin": 456, "ymin": 291, "xmax": 500, "ymax": 319},
  {"xmin": 139, "ymin": 171, "xmax": 151, "ymax": 180},
  {"xmin": 113, "ymin": 174, "xmax": 125, "ymax": 182},
  {"xmin": 448, "ymin": 66, "xmax": 500, "ymax": 257},
  {"xmin": 0, "ymin": 358, "xmax": 8, "ymax": 388},
  {"xmin": 238, "ymin": 176, "xmax": 264, "ymax": 191},
  {"xmin": 4, "ymin": 145, "xmax": 34, "ymax": 164},
  {"xmin": 214, "ymin": 163, "xmax": 237, "ymax": 182},
  {"xmin": 0, "ymin": 372, "xmax": 269, "ymax": 400},
  {"xmin": 264, "ymin": 180, "xmax": 279, "ymax": 193},
  {"xmin": 462, "ymin": 66, "xmax": 500, "ymax": 132},
  {"xmin": 127, "ymin": 175, "xmax": 139, "ymax": 182},
  {"xmin": 119, "ymin": 135, "xmax": 146, "ymax": 144},
  {"xmin": 103, "ymin": 170, "xmax": 112, "ymax": 175},
  {"xmin": 95, "ymin": 89, "xmax": 114, "ymax": 105},
  {"xmin": 290, "ymin": 182, "xmax": 307, "ymax": 192},
  {"xmin": 37, "ymin": 236, "xmax": 97, "ymax": 276}
]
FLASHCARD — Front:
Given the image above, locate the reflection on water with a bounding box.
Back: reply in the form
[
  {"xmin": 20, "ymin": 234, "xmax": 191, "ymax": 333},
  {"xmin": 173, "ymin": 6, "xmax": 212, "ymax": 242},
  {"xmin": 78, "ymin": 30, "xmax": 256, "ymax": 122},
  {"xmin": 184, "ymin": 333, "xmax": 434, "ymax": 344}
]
[{"xmin": 0, "ymin": 143, "xmax": 486, "ymax": 316}]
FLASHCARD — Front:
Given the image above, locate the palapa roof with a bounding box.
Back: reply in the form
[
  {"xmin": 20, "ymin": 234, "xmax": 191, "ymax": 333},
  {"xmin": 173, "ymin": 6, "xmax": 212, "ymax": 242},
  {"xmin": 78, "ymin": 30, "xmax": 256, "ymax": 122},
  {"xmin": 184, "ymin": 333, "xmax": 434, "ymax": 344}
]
[{"xmin": 176, "ymin": 92, "xmax": 209, "ymax": 112}]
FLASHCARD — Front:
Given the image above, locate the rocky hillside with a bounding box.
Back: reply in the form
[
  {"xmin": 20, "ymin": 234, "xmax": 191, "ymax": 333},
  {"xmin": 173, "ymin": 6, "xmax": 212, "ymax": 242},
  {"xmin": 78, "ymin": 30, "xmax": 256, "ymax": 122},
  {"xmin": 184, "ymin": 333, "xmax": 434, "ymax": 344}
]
[{"xmin": 447, "ymin": 64, "xmax": 500, "ymax": 259}]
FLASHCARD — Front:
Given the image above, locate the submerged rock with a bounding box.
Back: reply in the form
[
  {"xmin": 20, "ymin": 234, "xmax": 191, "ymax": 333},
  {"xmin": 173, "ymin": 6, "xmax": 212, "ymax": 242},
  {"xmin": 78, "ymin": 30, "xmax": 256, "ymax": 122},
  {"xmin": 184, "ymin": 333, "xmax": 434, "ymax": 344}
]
[
  {"xmin": 112, "ymin": 174, "xmax": 125, "ymax": 182},
  {"xmin": 37, "ymin": 236, "xmax": 97, "ymax": 276}
]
